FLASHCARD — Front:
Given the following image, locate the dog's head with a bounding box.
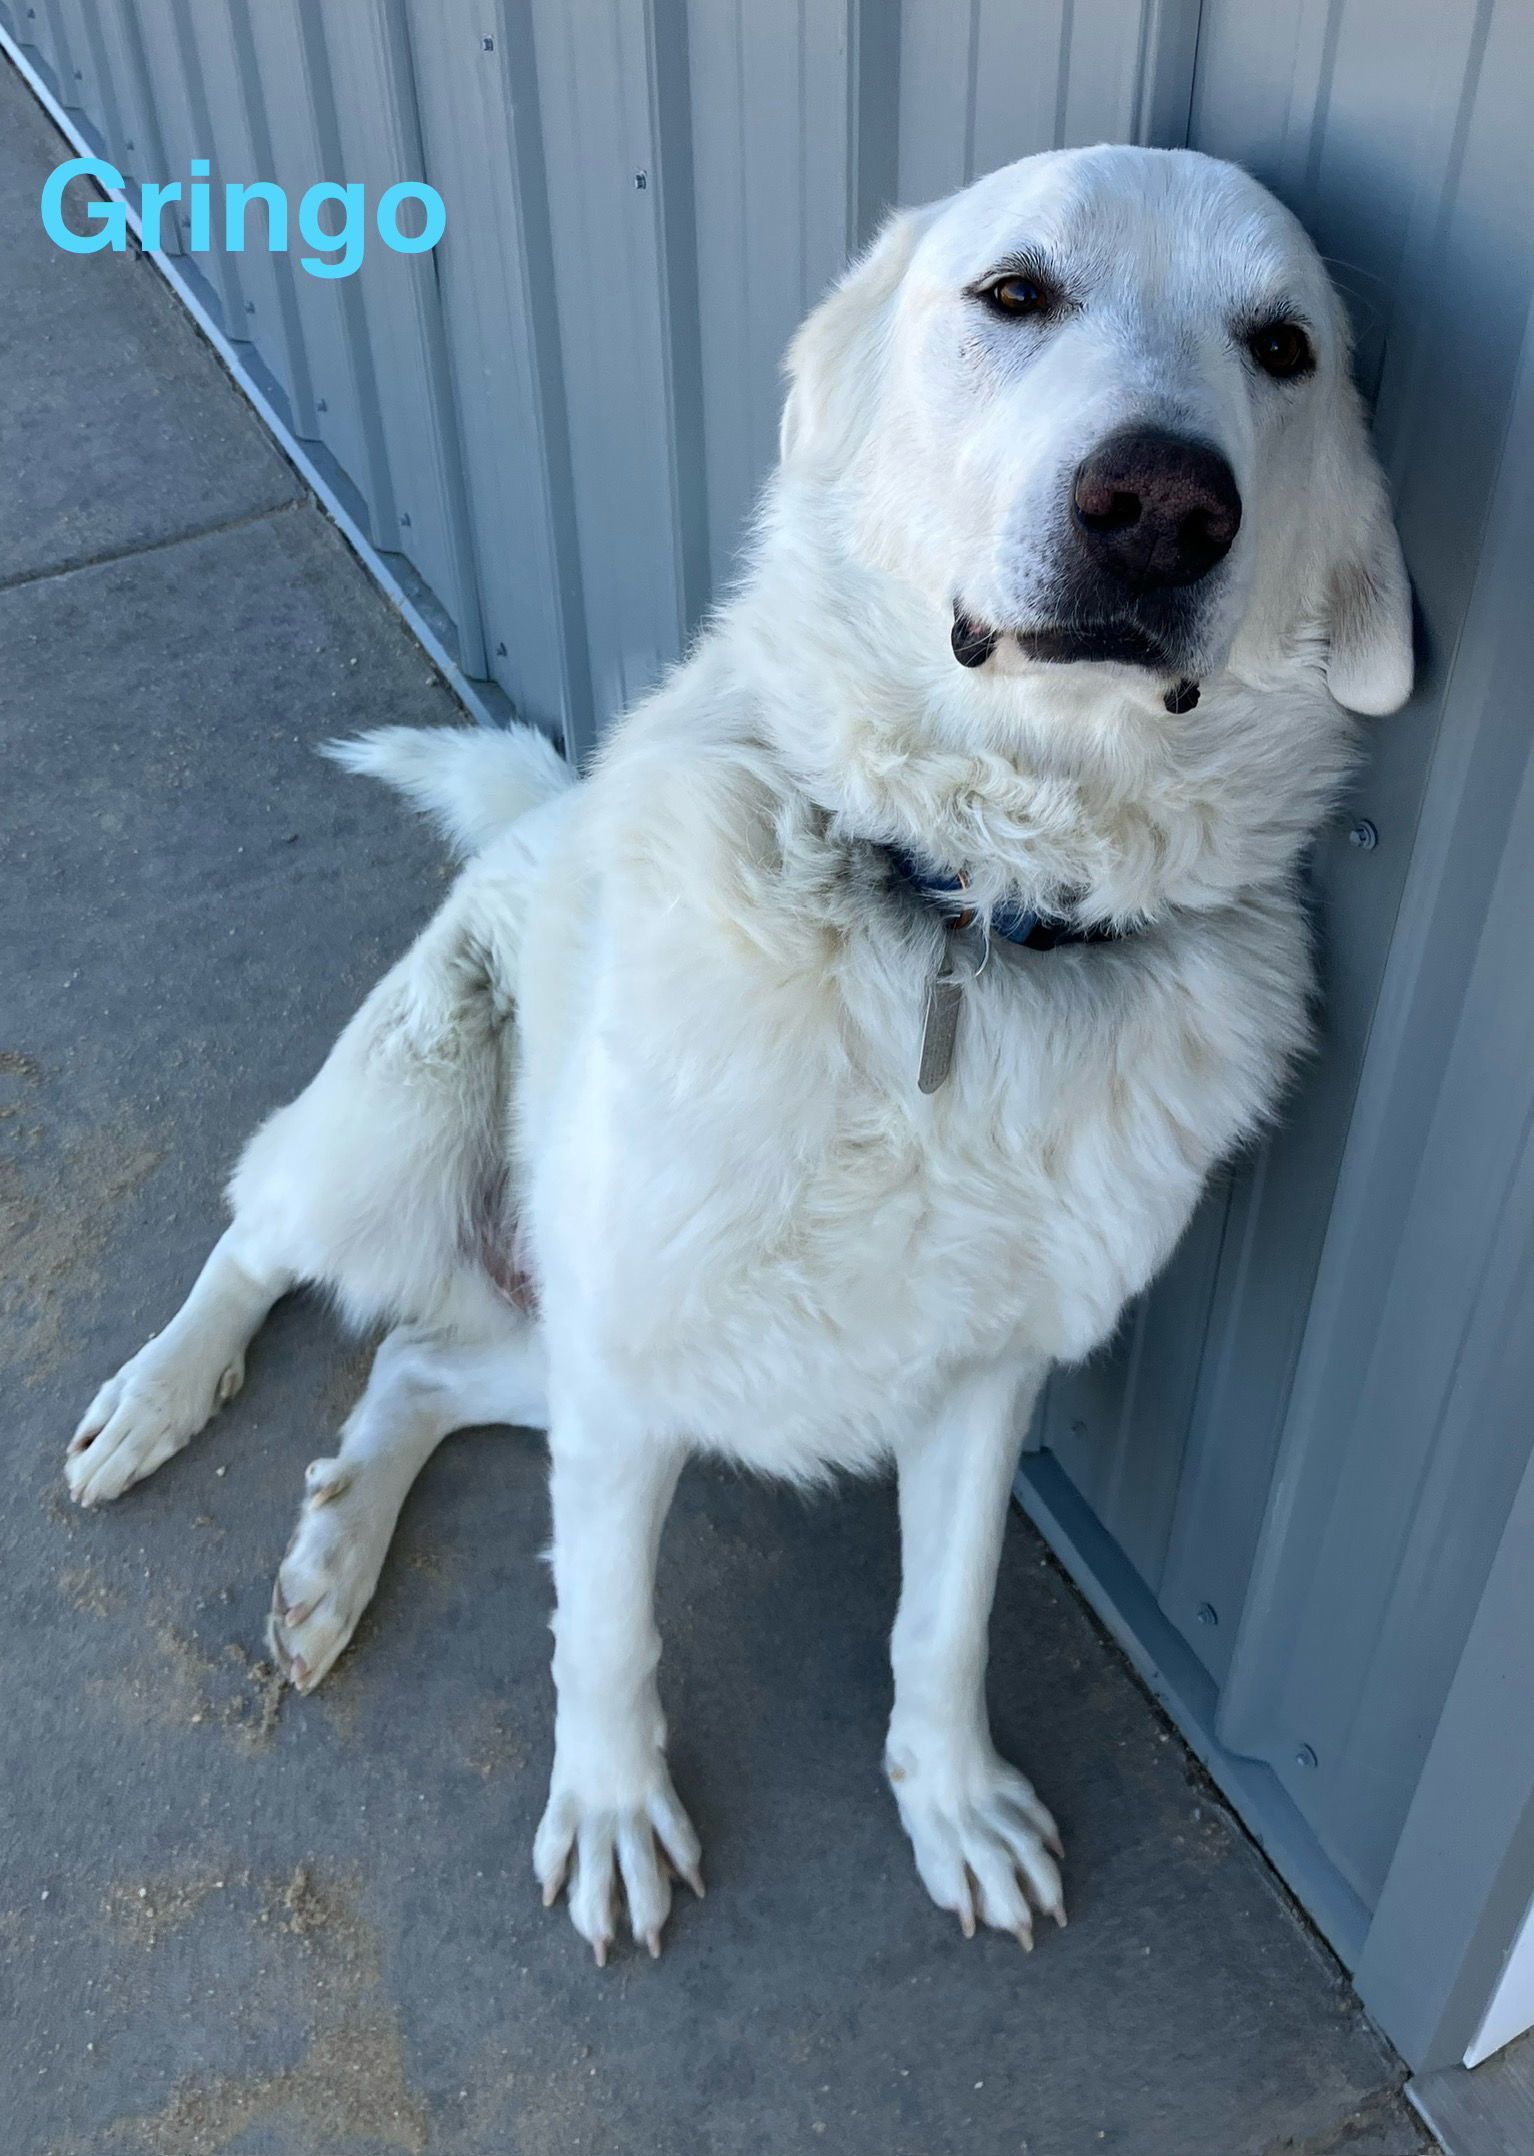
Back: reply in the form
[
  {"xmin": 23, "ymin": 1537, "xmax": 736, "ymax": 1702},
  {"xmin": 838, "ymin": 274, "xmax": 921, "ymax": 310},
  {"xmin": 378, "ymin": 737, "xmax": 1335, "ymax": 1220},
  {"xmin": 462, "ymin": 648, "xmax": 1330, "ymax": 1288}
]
[{"xmin": 781, "ymin": 147, "xmax": 1412, "ymax": 717}]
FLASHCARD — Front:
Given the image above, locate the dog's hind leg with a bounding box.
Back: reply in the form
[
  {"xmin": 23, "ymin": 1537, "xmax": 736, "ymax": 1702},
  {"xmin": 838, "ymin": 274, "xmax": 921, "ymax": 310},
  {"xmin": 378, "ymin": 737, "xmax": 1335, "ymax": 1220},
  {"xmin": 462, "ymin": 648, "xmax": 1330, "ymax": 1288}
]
[
  {"xmin": 67, "ymin": 849, "xmax": 522, "ymax": 1509},
  {"xmin": 268, "ymin": 1316, "xmax": 547, "ymax": 1693},
  {"xmin": 67, "ymin": 1223, "xmax": 294, "ymax": 1507}
]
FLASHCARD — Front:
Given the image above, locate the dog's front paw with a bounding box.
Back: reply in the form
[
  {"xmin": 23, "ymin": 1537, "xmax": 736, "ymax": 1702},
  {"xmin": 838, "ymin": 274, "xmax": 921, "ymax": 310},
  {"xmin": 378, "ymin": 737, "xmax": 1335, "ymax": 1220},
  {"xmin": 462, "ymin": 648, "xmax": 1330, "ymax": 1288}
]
[
  {"xmin": 66, "ymin": 1343, "xmax": 244, "ymax": 1506},
  {"xmin": 886, "ymin": 1734, "xmax": 1065, "ymax": 1947},
  {"xmin": 267, "ymin": 1459, "xmax": 394, "ymax": 1693},
  {"xmin": 534, "ymin": 1754, "xmax": 703, "ymax": 1965}
]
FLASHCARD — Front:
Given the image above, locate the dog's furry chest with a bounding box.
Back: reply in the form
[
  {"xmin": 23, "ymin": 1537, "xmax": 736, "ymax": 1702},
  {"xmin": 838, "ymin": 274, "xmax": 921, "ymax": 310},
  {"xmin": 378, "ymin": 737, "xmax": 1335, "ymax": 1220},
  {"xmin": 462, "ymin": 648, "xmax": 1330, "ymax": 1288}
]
[{"xmin": 525, "ymin": 891, "xmax": 1305, "ymax": 1476}]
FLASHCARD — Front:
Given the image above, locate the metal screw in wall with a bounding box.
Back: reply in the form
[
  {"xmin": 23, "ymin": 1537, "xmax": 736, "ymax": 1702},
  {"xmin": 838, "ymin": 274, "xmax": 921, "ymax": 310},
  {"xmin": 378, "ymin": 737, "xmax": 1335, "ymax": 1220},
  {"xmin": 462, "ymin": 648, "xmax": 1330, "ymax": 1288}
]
[
  {"xmin": 1196, "ymin": 1602, "xmax": 1218, "ymax": 1628},
  {"xmin": 315, "ymin": 399, "xmax": 328, "ymax": 413},
  {"xmin": 481, "ymin": 35, "xmax": 494, "ymax": 51},
  {"xmin": 1295, "ymin": 1744, "xmax": 1319, "ymax": 1770},
  {"xmin": 399, "ymin": 513, "xmax": 412, "ymax": 528},
  {"xmin": 634, "ymin": 171, "xmax": 648, "ymax": 190},
  {"xmin": 1348, "ymin": 819, "xmax": 1378, "ymax": 851}
]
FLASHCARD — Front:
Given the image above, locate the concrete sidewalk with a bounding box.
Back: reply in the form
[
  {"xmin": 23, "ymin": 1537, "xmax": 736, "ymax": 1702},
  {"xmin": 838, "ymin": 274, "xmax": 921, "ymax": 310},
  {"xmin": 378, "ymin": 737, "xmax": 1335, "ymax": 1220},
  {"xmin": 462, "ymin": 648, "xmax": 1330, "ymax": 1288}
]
[{"xmin": 0, "ymin": 56, "xmax": 1428, "ymax": 2156}]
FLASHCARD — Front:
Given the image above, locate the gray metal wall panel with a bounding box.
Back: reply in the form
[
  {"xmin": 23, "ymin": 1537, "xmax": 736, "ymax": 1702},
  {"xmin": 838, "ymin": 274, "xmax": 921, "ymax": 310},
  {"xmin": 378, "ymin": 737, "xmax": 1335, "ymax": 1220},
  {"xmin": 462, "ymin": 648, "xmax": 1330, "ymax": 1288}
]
[
  {"xmin": 897, "ymin": 0, "xmax": 1200, "ymax": 202},
  {"xmin": 11, "ymin": 0, "xmax": 66, "ymax": 96},
  {"xmin": 405, "ymin": 0, "xmax": 586, "ymax": 742},
  {"xmin": 687, "ymin": 0, "xmax": 855, "ymax": 594},
  {"xmin": 529, "ymin": 0, "xmax": 692, "ymax": 731},
  {"xmin": 239, "ymin": 0, "xmax": 381, "ymax": 516},
  {"xmin": 48, "ymin": 0, "xmax": 101, "ymax": 116},
  {"xmin": 139, "ymin": 0, "xmax": 251, "ymax": 328},
  {"xmin": 215, "ymin": 0, "xmax": 316, "ymax": 427},
  {"xmin": 96, "ymin": 0, "xmax": 184, "ymax": 251},
  {"xmin": 317, "ymin": 0, "xmax": 484, "ymax": 670},
  {"xmin": 87, "ymin": 1, "xmax": 157, "ymax": 193},
  {"xmin": 36, "ymin": 0, "xmax": 81, "ymax": 102},
  {"xmin": 183, "ymin": 0, "xmax": 302, "ymax": 414}
]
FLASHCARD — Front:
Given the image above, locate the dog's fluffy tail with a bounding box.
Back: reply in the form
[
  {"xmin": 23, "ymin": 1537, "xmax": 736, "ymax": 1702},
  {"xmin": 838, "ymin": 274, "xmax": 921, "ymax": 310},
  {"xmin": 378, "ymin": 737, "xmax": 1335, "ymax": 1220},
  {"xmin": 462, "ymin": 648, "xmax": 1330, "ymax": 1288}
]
[{"xmin": 323, "ymin": 722, "xmax": 574, "ymax": 859}]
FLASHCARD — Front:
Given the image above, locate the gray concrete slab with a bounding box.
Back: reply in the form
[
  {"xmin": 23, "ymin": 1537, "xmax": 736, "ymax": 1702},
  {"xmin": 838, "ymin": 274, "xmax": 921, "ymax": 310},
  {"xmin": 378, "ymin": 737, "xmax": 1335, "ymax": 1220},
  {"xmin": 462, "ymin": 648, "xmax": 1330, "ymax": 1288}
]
[
  {"xmin": 0, "ymin": 59, "xmax": 299, "ymax": 590},
  {"xmin": 0, "ymin": 50, "xmax": 1431, "ymax": 2156}
]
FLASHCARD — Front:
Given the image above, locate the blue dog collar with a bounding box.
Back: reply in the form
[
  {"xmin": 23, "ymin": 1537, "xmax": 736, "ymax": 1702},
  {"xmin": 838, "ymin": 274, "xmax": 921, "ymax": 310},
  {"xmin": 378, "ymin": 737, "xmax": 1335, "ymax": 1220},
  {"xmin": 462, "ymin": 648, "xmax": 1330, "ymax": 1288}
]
[{"xmin": 884, "ymin": 846, "xmax": 1128, "ymax": 951}]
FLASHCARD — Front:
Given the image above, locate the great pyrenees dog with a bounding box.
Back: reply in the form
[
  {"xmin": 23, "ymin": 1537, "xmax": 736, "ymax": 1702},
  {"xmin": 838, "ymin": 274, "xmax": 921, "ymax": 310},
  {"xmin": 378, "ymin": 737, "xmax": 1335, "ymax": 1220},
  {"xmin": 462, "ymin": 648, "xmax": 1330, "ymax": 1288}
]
[{"xmin": 68, "ymin": 146, "xmax": 1411, "ymax": 1961}]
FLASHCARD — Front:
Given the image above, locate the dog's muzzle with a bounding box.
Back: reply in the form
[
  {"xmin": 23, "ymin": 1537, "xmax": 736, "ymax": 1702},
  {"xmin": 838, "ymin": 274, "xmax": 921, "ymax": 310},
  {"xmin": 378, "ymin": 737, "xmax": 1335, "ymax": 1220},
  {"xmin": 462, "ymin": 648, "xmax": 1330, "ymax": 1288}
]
[{"xmin": 952, "ymin": 429, "xmax": 1239, "ymax": 694}]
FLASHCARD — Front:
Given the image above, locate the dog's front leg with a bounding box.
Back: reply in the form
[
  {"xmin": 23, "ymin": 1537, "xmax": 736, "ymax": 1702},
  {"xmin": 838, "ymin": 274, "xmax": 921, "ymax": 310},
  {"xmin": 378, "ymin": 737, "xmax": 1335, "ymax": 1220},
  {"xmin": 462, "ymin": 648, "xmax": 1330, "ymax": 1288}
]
[
  {"xmin": 534, "ymin": 1392, "xmax": 701, "ymax": 1963},
  {"xmin": 887, "ymin": 1359, "xmax": 1066, "ymax": 1946}
]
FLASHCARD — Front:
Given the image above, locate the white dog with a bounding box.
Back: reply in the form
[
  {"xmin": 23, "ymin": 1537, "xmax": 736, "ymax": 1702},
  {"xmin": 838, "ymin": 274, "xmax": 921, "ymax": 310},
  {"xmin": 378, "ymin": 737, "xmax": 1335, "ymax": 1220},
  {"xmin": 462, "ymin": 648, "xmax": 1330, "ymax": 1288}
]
[{"xmin": 67, "ymin": 147, "xmax": 1411, "ymax": 1962}]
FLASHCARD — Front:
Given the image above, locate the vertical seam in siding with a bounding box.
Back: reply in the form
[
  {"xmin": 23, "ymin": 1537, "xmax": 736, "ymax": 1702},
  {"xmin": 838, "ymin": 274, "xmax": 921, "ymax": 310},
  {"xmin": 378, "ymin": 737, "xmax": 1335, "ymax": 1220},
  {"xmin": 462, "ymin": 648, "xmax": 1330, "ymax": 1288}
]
[
  {"xmin": 647, "ymin": 0, "xmax": 711, "ymax": 641},
  {"xmin": 295, "ymin": 2, "xmax": 398, "ymax": 536},
  {"xmin": 223, "ymin": 0, "xmax": 318, "ymax": 434},
  {"xmin": 1052, "ymin": 0, "xmax": 1075, "ymax": 145},
  {"xmin": 379, "ymin": 0, "xmax": 487, "ymax": 679},
  {"xmin": 502, "ymin": 0, "xmax": 594, "ymax": 754},
  {"xmin": 165, "ymin": 0, "xmax": 250, "ymax": 326}
]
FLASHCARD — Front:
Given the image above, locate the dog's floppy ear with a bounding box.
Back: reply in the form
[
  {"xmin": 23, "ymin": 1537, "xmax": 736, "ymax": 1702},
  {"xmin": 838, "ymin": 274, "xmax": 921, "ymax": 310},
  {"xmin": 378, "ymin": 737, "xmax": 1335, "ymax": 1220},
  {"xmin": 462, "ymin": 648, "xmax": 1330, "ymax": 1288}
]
[
  {"xmin": 779, "ymin": 208, "xmax": 929, "ymax": 470},
  {"xmin": 1322, "ymin": 450, "xmax": 1414, "ymax": 715}
]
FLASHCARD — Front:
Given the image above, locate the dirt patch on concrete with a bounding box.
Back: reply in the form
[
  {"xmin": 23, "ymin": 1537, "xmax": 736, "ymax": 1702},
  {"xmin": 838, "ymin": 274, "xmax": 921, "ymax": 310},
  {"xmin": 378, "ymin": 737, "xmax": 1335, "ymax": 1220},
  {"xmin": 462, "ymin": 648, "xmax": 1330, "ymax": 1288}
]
[
  {"xmin": 58, "ymin": 1866, "xmax": 431, "ymax": 2156},
  {"xmin": 0, "ymin": 1072, "xmax": 166, "ymax": 1384},
  {"xmin": 103, "ymin": 1873, "xmax": 225, "ymax": 1950},
  {"xmin": 85, "ymin": 1626, "xmax": 286, "ymax": 1752},
  {"xmin": 56, "ymin": 1560, "xmax": 116, "ymax": 1620}
]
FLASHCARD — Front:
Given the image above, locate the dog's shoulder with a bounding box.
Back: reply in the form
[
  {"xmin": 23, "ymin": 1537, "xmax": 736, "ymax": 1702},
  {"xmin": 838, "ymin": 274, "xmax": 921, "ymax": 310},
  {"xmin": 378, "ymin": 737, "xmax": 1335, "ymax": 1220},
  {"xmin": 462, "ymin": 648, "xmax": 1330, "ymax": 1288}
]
[{"xmin": 580, "ymin": 653, "xmax": 849, "ymax": 974}]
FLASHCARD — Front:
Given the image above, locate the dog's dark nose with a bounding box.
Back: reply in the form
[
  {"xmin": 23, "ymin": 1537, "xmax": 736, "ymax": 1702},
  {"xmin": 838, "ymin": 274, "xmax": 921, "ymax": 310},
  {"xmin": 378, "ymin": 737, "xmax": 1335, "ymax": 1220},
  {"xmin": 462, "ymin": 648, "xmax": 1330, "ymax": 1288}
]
[{"xmin": 1072, "ymin": 429, "xmax": 1241, "ymax": 590}]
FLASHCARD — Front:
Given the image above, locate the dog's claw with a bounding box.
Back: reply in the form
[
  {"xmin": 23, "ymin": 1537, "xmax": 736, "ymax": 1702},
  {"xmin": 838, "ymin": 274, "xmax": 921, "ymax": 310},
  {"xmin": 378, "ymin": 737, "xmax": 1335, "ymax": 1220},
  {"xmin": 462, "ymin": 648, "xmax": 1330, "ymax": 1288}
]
[
  {"xmin": 592, "ymin": 1935, "xmax": 610, "ymax": 1969},
  {"xmin": 644, "ymin": 1929, "xmax": 662, "ymax": 1960},
  {"xmin": 1016, "ymin": 1924, "xmax": 1034, "ymax": 1952},
  {"xmin": 683, "ymin": 1864, "xmax": 705, "ymax": 1900},
  {"xmin": 957, "ymin": 1881, "xmax": 977, "ymax": 1939}
]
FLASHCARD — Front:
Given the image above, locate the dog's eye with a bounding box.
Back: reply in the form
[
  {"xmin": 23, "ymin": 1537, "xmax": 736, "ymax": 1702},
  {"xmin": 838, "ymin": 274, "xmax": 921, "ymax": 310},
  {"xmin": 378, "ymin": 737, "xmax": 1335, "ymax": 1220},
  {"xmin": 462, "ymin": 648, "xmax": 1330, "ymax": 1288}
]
[
  {"xmin": 980, "ymin": 273, "xmax": 1052, "ymax": 319},
  {"xmin": 1247, "ymin": 319, "xmax": 1315, "ymax": 379}
]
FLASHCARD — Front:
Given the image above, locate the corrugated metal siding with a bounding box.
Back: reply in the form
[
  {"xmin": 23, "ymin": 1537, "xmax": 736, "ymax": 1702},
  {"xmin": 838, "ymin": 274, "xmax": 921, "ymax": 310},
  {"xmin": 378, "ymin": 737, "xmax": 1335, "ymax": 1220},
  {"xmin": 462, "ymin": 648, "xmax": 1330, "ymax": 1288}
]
[{"xmin": 7, "ymin": 0, "xmax": 1533, "ymax": 2050}]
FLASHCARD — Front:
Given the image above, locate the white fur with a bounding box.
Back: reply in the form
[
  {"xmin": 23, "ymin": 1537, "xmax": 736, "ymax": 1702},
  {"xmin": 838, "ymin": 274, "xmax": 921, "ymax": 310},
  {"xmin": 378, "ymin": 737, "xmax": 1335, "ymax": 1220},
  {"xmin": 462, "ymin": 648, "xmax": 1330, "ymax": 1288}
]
[
  {"xmin": 68, "ymin": 148, "xmax": 1411, "ymax": 1962},
  {"xmin": 322, "ymin": 719, "xmax": 571, "ymax": 860}
]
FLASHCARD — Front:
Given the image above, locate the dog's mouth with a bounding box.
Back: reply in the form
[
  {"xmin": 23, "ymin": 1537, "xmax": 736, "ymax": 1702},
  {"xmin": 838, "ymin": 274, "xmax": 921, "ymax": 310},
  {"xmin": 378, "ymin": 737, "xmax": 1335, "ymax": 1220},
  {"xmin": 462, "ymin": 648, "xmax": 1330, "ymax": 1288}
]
[
  {"xmin": 1015, "ymin": 621, "xmax": 1177, "ymax": 669},
  {"xmin": 951, "ymin": 603, "xmax": 1174, "ymax": 673}
]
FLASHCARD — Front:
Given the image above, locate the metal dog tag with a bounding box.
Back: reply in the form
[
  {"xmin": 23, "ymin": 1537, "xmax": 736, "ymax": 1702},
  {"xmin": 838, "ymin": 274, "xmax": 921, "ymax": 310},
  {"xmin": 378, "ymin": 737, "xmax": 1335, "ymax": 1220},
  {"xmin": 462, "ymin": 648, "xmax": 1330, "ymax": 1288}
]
[
  {"xmin": 918, "ymin": 968, "xmax": 963, "ymax": 1093},
  {"xmin": 918, "ymin": 922, "xmax": 984, "ymax": 1093}
]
